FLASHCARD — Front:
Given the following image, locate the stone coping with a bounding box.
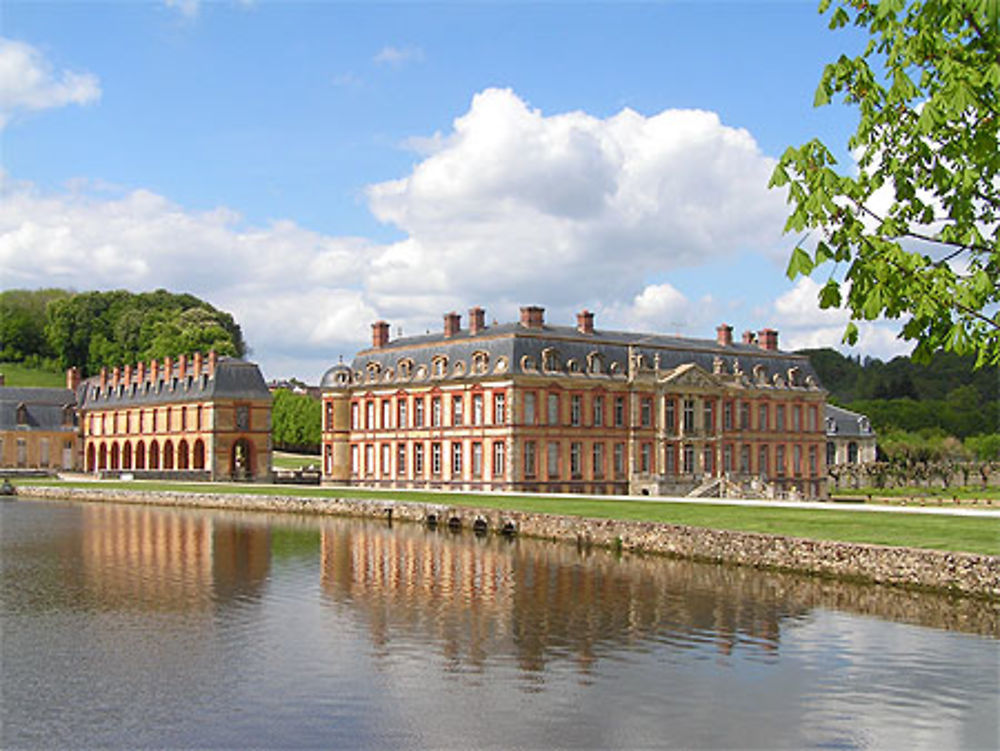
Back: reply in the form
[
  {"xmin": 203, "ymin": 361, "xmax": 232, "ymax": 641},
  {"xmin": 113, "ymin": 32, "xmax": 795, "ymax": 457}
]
[{"xmin": 14, "ymin": 485, "xmax": 1000, "ymax": 599}]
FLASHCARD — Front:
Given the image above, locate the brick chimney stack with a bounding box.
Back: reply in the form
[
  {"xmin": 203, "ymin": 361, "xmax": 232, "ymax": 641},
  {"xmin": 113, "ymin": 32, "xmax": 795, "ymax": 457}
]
[
  {"xmin": 716, "ymin": 323, "xmax": 733, "ymax": 347},
  {"xmin": 123, "ymin": 364, "xmax": 132, "ymax": 386},
  {"xmin": 371, "ymin": 321, "xmax": 390, "ymax": 349},
  {"xmin": 469, "ymin": 306, "xmax": 485, "ymax": 335},
  {"xmin": 758, "ymin": 328, "xmax": 779, "ymax": 351},
  {"xmin": 178, "ymin": 354, "xmax": 187, "ymax": 378},
  {"xmin": 519, "ymin": 305, "xmax": 545, "ymax": 329},
  {"xmin": 443, "ymin": 312, "xmax": 461, "ymax": 338},
  {"xmin": 193, "ymin": 351, "xmax": 203, "ymax": 379},
  {"xmin": 577, "ymin": 309, "xmax": 595, "ymax": 334},
  {"xmin": 163, "ymin": 356, "xmax": 173, "ymax": 381},
  {"xmin": 149, "ymin": 360, "xmax": 158, "ymax": 384},
  {"xmin": 742, "ymin": 330, "xmax": 756, "ymax": 345},
  {"xmin": 66, "ymin": 367, "xmax": 80, "ymax": 391},
  {"xmin": 208, "ymin": 350, "xmax": 218, "ymax": 376},
  {"xmin": 137, "ymin": 361, "xmax": 145, "ymax": 384},
  {"xmin": 112, "ymin": 366, "xmax": 121, "ymax": 388}
]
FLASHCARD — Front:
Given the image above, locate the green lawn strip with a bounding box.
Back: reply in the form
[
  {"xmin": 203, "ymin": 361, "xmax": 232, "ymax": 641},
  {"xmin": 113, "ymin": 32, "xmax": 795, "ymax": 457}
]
[
  {"xmin": 0, "ymin": 362, "xmax": 65, "ymax": 388},
  {"xmin": 834, "ymin": 486, "xmax": 1000, "ymax": 502},
  {"xmin": 16, "ymin": 478, "xmax": 1000, "ymax": 556},
  {"xmin": 272, "ymin": 452, "xmax": 321, "ymax": 470}
]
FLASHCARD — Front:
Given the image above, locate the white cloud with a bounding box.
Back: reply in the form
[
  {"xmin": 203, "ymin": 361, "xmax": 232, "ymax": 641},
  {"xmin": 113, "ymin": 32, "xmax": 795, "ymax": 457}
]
[
  {"xmin": 373, "ymin": 45, "xmax": 425, "ymax": 66},
  {"xmin": 0, "ymin": 38, "xmax": 100, "ymax": 128},
  {"xmin": 164, "ymin": 0, "xmax": 200, "ymax": 19}
]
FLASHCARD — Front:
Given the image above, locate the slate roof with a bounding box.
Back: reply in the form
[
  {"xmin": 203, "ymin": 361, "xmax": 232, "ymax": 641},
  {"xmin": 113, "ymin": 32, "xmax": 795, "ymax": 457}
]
[
  {"xmin": 323, "ymin": 321, "xmax": 824, "ymax": 390},
  {"xmin": 79, "ymin": 357, "xmax": 271, "ymax": 410},
  {"xmin": 825, "ymin": 404, "xmax": 875, "ymax": 437},
  {"xmin": 0, "ymin": 387, "xmax": 77, "ymax": 431}
]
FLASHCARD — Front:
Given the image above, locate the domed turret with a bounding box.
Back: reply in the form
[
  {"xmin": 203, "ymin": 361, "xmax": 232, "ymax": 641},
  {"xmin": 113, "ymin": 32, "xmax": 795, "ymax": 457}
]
[{"xmin": 320, "ymin": 363, "xmax": 352, "ymax": 390}]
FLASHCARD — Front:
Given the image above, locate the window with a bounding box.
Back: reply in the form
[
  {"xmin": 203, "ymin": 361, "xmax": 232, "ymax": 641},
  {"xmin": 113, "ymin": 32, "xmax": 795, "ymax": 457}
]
[
  {"xmin": 366, "ymin": 401, "xmax": 375, "ymax": 430},
  {"xmin": 592, "ymin": 396, "xmax": 604, "ymax": 427},
  {"xmin": 809, "ymin": 445, "xmax": 817, "ymax": 475},
  {"xmin": 472, "ymin": 442, "xmax": 483, "ymax": 477},
  {"xmin": 397, "ymin": 443, "xmax": 407, "ymax": 475},
  {"xmin": 592, "ymin": 443, "xmax": 605, "ymax": 478},
  {"xmin": 381, "ymin": 444, "xmax": 391, "ymax": 475},
  {"xmin": 827, "ymin": 441, "xmax": 837, "ymax": 466},
  {"xmin": 365, "ymin": 444, "xmax": 375, "ymax": 475},
  {"xmin": 703, "ymin": 401, "xmax": 714, "ymax": 433},
  {"xmin": 414, "ymin": 443, "xmax": 424, "ymax": 475},
  {"xmin": 326, "ymin": 402, "xmax": 334, "ymax": 431},
  {"xmin": 351, "ymin": 402, "xmax": 360, "ymax": 430},
  {"xmin": 113, "ymin": 412, "xmax": 119, "ymax": 434},
  {"xmin": 126, "ymin": 411, "xmax": 132, "ymax": 433},
  {"xmin": 683, "ymin": 399, "xmax": 695, "ymax": 432},
  {"xmin": 351, "ymin": 445, "xmax": 359, "ymax": 475},
  {"xmin": 150, "ymin": 411, "xmax": 156, "ymax": 432},
  {"xmin": 740, "ymin": 445, "xmax": 751, "ymax": 473},
  {"xmin": 431, "ymin": 397, "xmax": 442, "ymax": 427},
  {"xmin": 547, "ymin": 393, "xmax": 560, "ymax": 425},
  {"xmin": 452, "ymin": 395, "xmax": 464, "ymax": 426},
  {"xmin": 703, "ymin": 446, "xmax": 714, "ymax": 474},
  {"xmin": 665, "ymin": 445, "xmax": 676, "ymax": 474},
  {"xmin": 723, "ymin": 444, "xmax": 733, "ymax": 472},
  {"xmin": 493, "ymin": 392, "xmax": 506, "ymax": 424},
  {"xmin": 641, "ymin": 397, "xmax": 652, "ymax": 427},
  {"xmin": 571, "ymin": 395, "xmax": 582, "ymax": 426},
  {"xmin": 523, "ymin": 392, "xmax": 536, "ymax": 424},
  {"xmin": 614, "ymin": 443, "xmax": 625, "ymax": 477},
  {"xmin": 794, "ymin": 445, "xmax": 802, "ymax": 475},
  {"xmin": 614, "ymin": 396, "xmax": 626, "ymax": 427},
  {"xmin": 665, "ymin": 399, "xmax": 676, "ymax": 431},
  {"xmin": 414, "ymin": 398, "xmax": 425, "ymax": 427},
  {"xmin": 739, "ymin": 402, "xmax": 750, "ymax": 430},
  {"xmin": 776, "ymin": 445, "xmax": 786, "ymax": 476},
  {"xmin": 570, "ymin": 442, "xmax": 582, "ymax": 478},
  {"xmin": 683, "ymin": 444, "xmax": 695, "ymax": 474},
  {"xmin": 640, "ymin": 442, "xmax": 652, "ymax": 473},
  {"xmin": 807, "ymin": 406, "xmax": 817, "ymax": 432},
  {"xmin": 431, "ymin": 442, "xmax": 442, "ymax": 475},
  {"xmin": 848, "ymin": 441, "xmax": 859, "ymax": 464},
  {"xmin": 493, "ymin": 441, "xmax": 506, "ymax": 477},
  {"xmin": 452, "ymin": 442, "xmax": 463, "ymax": 475},
  {"xmin": 758, "ymin": 445, "xmax": 769, "ymax": 478},
  {"xmin": 398, "ymin": 399, "xmax": 408, "ymax": 429},
  {"xmin": 776, "ymin": 405, "xmax": 786, "ymax": 432},
  {"xmin": 524, "ymin": 441, "xmax": 537, "ymax": 478},
  {"xmin": 382, "ymin": 400, "xmax": 392, "ymax": 430},
  {"xmin": 723, "ymin": 401, "xmax": 733, "ymax": 430},
  {"xmin": 547, "ymin": 442, "xmax": 560, "ymax": 479},
  {"xmin": 792, "ymin": 406, "xmax": 801, "ymax": 432},
  {"xmin": 758, "ymin": 404, "xmax": 769, "ymax": 432},
  {"xmin": 472, "ymin": 394, "xmax": 484, "ymax": 425}
]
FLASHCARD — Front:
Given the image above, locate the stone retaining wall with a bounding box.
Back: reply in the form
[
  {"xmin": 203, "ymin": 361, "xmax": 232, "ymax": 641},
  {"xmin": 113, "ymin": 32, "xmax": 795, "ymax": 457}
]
[{"xmin": 16, "ymin": 485, "xmax": 1000, "ymax": 599}]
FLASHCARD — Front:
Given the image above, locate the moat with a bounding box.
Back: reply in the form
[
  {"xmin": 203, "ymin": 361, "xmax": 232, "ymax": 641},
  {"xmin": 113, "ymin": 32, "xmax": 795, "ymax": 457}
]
[{"xmin": 2, "ymin": 497, "xmax": 997, "ymax": 749}]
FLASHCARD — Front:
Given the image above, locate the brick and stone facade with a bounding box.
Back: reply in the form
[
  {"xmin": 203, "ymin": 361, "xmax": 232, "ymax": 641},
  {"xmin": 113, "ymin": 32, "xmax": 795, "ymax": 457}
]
[
  {"xmin": 79, "ymin": 352, "xmax": 273, "ymax": 481},
  {"xmin": 321, "ymin": 307, "xmax": 829, "ymax": 498},
  {"xmin": 0, "ymin": 371, "xmax": 81, "ymax": 471}
]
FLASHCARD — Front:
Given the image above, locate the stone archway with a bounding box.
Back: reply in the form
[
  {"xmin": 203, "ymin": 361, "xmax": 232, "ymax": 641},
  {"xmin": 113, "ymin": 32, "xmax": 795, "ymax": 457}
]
[
  {"xmin": 163, "ymin": 440, "xmax": 174, "ymax": 470},
  {"xmin": 110, "ymin": 442, "xmax": 120, "ymax": 470},
  {"xmin": 231, "ymin": 438, "xmax": 254, "ymax": 480},
  {"xmin": 87, "ymin": 443, "xmax": 96, "ymax": 472},
  {"xmin": 98, "ymin": 442, "xmax": 107, "ymax": 470},
  {"xmin": 192, "ymin": 439, "xmax": 206, "ymax": 470},
  {"xmin": 149, "ymin": 440, "xmax": 160, "ymax": 470},
  {"xmin": 135, "ymin": 441, "xmax": 146, "ymax": 469},
  {"xmin": 177, "ymin": 439, "xmax": 189, "ymax": 470},
  {"xmin": 122, "ymin": 442, "xmax": 133, "ymax": 470}
]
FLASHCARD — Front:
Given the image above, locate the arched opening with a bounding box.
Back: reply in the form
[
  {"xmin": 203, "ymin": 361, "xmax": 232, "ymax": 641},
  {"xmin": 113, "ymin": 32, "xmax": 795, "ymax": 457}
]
[
  {"xmin": 848, "ymin": 441, "xmax": 859, "ymax": 464},
  {"xmin": 177, "ymin": 439, "xmax": 189, "ymax": 470},
  {"xmin": 149, "ymin": 440, "xmax": 160, "ymax": 470},
  {"xmin": 163, "ymin": 440, "xmax": 175, "ymax": 470},
  {"xmin": 192, "ymin": 439, "xmax": 206, "ymax": 470},
  {"xmin": 135, "ymin": 441, "xmax": 146, "ymax": 469},
  {"xmin": 98, "ymin": 443, "xmax": 108, "ymax": 470},
  {"xmin": 87, "ymin": 443, "xmax": 96, "ymax": 472},
  {"xmin": 110, "ymin": 442, "xmax": 120, "ymax": 470},
  {"xmin": 122, "ymin": 442, "xmax": 133, "ymax": 470},
  {"xmin": 231, "ymin": 438, "xmax": 254, "ymax": 479}
]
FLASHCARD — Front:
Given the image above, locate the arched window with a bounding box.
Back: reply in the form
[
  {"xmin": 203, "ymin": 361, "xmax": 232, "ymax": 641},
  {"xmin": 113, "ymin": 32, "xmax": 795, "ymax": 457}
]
[
  {"xmin": 163, "ymin": 440, "xmax": 174, "ymax": 470},
  {"xmin": 135, "ymin": 441, "xmax": 146, "ymax": 469},
  {"xmin": 826, "ymin": 441, "xmax": 836, "ymax": 466},
  {"xmin": 193, "ymin": 439, "xmax": 206, "ymax": 470},
  {"xmin": 848, "ymin": 441, "xmax": 859, "ymax": 464},
  {"xmin": 177, "ymin": 439, "xmax": 189, "ymax": 469},
  {"xmin": 149, "ymin": 440, "xmax": 160, "ymax": 470}
]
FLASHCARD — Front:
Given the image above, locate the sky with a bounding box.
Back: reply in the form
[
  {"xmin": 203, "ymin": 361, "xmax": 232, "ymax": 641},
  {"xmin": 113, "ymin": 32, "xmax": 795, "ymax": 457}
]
[{"xmin": 1, "ymin": 0, "xmax": 915, "ymax": 381}]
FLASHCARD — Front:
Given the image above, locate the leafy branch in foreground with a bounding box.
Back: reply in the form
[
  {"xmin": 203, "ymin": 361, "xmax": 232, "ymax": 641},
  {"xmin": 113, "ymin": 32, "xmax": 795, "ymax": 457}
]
[{"xmin": 770, "ymin": 0, "xmax": 1000, "ymax": 366}]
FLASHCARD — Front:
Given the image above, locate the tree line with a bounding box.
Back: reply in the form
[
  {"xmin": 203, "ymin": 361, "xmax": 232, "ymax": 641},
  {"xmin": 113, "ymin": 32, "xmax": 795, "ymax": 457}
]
[{"xmin": 0, "ymin": 288, "xmax": 246, "ymax": 375}]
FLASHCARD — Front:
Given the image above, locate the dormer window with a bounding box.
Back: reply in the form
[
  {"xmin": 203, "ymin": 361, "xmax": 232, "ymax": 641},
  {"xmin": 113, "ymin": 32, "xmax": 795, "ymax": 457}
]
[
  {"xmin": 431, "ymin": 356, "xmax": 448, "ymax": 378},
  {"xmin": 397, "ymin": 358, "xmax": 414, "ymax": 378},
  {"xmin": 471, "ymin": 351, "xmax": 489, "ymax": 375},
  {"xmin": 859, "ymin": 417, "xmax": 870, "ymax": 434},
  {"xmin": 541, "ymin": 347, "xmax": 560, "ymax": 373},
  {"xmin": 587, "ymin": 352, "xmax": 603, "ymax": 374},
  {"xmin": 16, "ymin": 404, "xmax": 28, "ymax": 425},
  {"xmin": 826, "ymin": 417, "xmax": 837, "ymax": 433}
]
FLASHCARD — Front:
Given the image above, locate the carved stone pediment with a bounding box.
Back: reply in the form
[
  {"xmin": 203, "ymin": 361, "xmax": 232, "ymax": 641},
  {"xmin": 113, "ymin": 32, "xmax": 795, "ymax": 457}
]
[{"xmin": 659, "ymin": 363, "xmax": 721, "ymax": 390}]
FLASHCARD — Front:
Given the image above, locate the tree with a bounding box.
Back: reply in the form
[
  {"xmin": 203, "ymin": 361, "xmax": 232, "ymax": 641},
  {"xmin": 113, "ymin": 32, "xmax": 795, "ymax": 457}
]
[
  {"xmin": 271, "ymin": 390, "xmax": 321, "ymax": 453},
  {"xmin": 771, "ymin": 0, "xmax": 1000, "ymax": 366}
]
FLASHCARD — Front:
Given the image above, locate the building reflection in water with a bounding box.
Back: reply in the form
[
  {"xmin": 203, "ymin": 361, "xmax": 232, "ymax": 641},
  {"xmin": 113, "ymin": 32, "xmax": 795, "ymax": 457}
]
[
  {"xmin": 79, "ymin": 504, "xmax": 271, "ymax": 611},
  {"xmin": 319, "ymin": 521, "xmax": 799, "ymax": 674}
]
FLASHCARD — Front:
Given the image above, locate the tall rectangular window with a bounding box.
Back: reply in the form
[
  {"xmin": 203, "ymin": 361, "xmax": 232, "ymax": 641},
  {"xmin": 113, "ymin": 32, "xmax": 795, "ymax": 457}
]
[
  {"xmin": 703, "ymin": 446, "xmax": 714, "ymax": 474},
  {"xmin": 665, "ymin": 445, "xmax": 676, "ymax": 474},
  {"xmin": 414, "ymin": 443, "xmax": 424, "ymax": 475},
  {"xmin": 397, "ymin": 399, "xmax": 408, "ymax": 429},
  {"xmin": 382, "ymin": 400, "xmax": 392, "ymax": 430},
  {"xmin": 524, "ymin": 392, "xmax": 536, "ymax": 425},
  {"xmin": 570, "ymin": 442, "xmax": 582, "ymax": 478},
  {"xmin": 809, "ymin": 445, "xmax": 817, "ymax": 475},
  {"xmin": 524, "ymin": 441, "xmax": 537, "ymax": 478},
  {"xmin": 452, "ymin": 441, "xmax": 463, "ymax": 475},
  {"xmin": 807, "ymin": 405, "xmax": 817, "ymax": 432},
  {"xmin": 683, "ymin": 399, "xmax": 695, "ymax": 432},
  {"xmin": 794, "ymin": 444, "xmax": 802, "ymax": 474},
  {"xmin": 776, "ymin": 405, "xmax": 786, "ymax": 432},
  {"xmin": 614, "ymin": 443, "xmax": 625, "ymax": 477},
  {"xmin": 739, "ymin": 402, "xmax": 750, "ymax": 430},
  {"xmin": 758, "ymin": 445, "xmax": 769, "ymax": 478},
  {"xmin": 740, "ymin": 444, "xmax": 751, "ymax": 473},
  {"xmin": 776, "ymin": 445, "xmax": 786, "ymax": 476},
  {"xmin": 548, "ymin": 393, "xmax": 560, "ymax": 425},
  {"xmin": 724, "ymin": 444, "xmax": 733, "ymax": 472},
  {"xmin": 494, "ymin": 392, "xmax": 506, "ymax": 424},
  {"xmin": 665, "ymin": 399, "xmax": 676, "ymax": 432},
  {"xmin": 351, "ymin": 445, "xmax": 359, "ymax": 475},
  {"xmin": 792, "ymin": 406, "xmax": 801, "ymax": 432},
  {"xmin": 640, "ymin": 442, "xmax": 652, "ymax": 472},
  {"xmin": 397, "ymin": 443, "xmax": 407, "ymax": 475},
  {"xmin": 431, "ymin": 397, "xmax": 442, "ymax": 427},
  {"xmin": 472, "ymin": 394, "xmax": 484, "ymax": 425},
  {"xmin": 703, "ymin": 401, "xmax": 714, "ymax": 434},
  {"xmin": 326, "ymin": 402, "xmax": 334, "ymax": 431},
  {"xmin": 472, "ymin": 442, "xmax": 483, "ymax": 477},
  {"xmin": 547, "ymin": 441, "xmax": 560, "ymax": 479},
  {"xmin": 592, "ymin": 396, "xmax": 604, "ymax": 427},
  {"xmin": 571, "ymin": 395, "xmax": 582, "ymax": 426},
  {"xmin": 431, "ymin": 442, "xmax": 442, "ymax": 475},
  {"xmin": 641, "ymin": 398, "xmax": 652, "ymax": 427},
  {"xmin": 414, "ymin": 398, "xmax": 425, "ymax": 427},
  {"xmin": 365, "ymin": 444, "xmax": 374, "ymax": 475},
  {"xmin": 366, "ymin": 401, "xmax": 375, "ymax": 430},
  {"xmin": 683, "ymin": 444, "xmax": 694, "ymax": 473},
  {"xmin": 614, "ymin": 396, "xmax": 625, "ymax": 427},
  {"xmin": 351, "ymin": 402, "xmax": 359, "ymax": 430},
  {"xmin": 381, "ymin": 443, "xmax": 391, "ymax": 475},
  {"xmin": 723, "ymin": 401, "xmax": 733, "ymax": 430},
  {"xmin": 452, "ymin": 395, "xmax": 464, "ymax": 426},
  {"xmin": 758, "ymin": 403, "xmax": 769, "ymax": 432},
  {"xmin": 493, "ymin": 441, "xmax": 505, "ymax": 477},
  {"xmin": 592, "ymin": 442, "xmax": 605, "ymax": 478}
]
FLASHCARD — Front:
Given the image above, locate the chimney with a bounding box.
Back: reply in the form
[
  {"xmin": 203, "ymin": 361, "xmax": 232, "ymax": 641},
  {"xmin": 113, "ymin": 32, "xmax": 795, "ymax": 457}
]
[
  {"xmin": 100, "ymin": 367, "xmax": 108, "ymax": 390},
  {"xmin": 519, "ymin": 305, "xmax": 545, "ymax": 329},
  {"xmin": 66, "ymin": 367, "xmax": 80, "ymax": 391},
  {"xmin": 112, "ymin": 366, "xmax": 121, "ymax": 387},
  {"xmin": 371, "ymin": 321, "xmax": 390, "ymax": 349},
  {"xmin": 469, "ymin": 306, "xmax": 485, "ymax": 335},
  {"xmin": 208, "ymin": 350, "xmax": 218, "ymax": 376},
  {"xmin": 716, "ymin": 323, "xmax": 733, "ymax": 347},
  {"xmin": 193, "ymin": 351, "xmax": 203, "ymax": 378},
  {"xmin": 576, "ymin": 309, "xmax": 595, "ymax": 335},
  {"xmin": 137, "ymin": 361, "xmax": 145, "ymax": 384},
  {"xmin": 178, "ymin": 353, "xmax": 188, "ymax": 378},
  {"xmin": 742, "ymin": 330, "xmax": 756, "ymax": 345},
  {"xmin": 758, "ymin": 328, "xmax": 779, "ymax": 351},
  {"xmin": 443, "ymin": 311, "xmax": 461, "ymax": 338},
  {"xmin": 123, "ymin": 364, "xmax": 132, "ymax": 386},
  {"xmin": 149, "ymin": 360, "xmax": 158, "ymax": 384},
  {"xmin": 163, "ymin": 356, "xmax": 173, "ymax": 380}
]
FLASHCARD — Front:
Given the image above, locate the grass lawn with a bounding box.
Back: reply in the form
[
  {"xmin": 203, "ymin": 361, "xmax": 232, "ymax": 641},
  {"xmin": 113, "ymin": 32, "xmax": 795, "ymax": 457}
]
[
  {"xmin": 272, "ymin": 451, "xmax": 321, "ymax": 470},
  {"xmin": 0, "ymin": 361, "xmax": 66, "ymax": 388},
  {"xmin": 15, "ymin": 478, "xmax": 1000, "ymax": 556}
]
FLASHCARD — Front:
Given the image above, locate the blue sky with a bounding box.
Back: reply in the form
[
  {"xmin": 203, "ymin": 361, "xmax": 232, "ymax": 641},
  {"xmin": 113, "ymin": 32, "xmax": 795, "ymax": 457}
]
[{"xmin": 1, "ymin": 0, "xmax": 910, "ymax": 379}]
